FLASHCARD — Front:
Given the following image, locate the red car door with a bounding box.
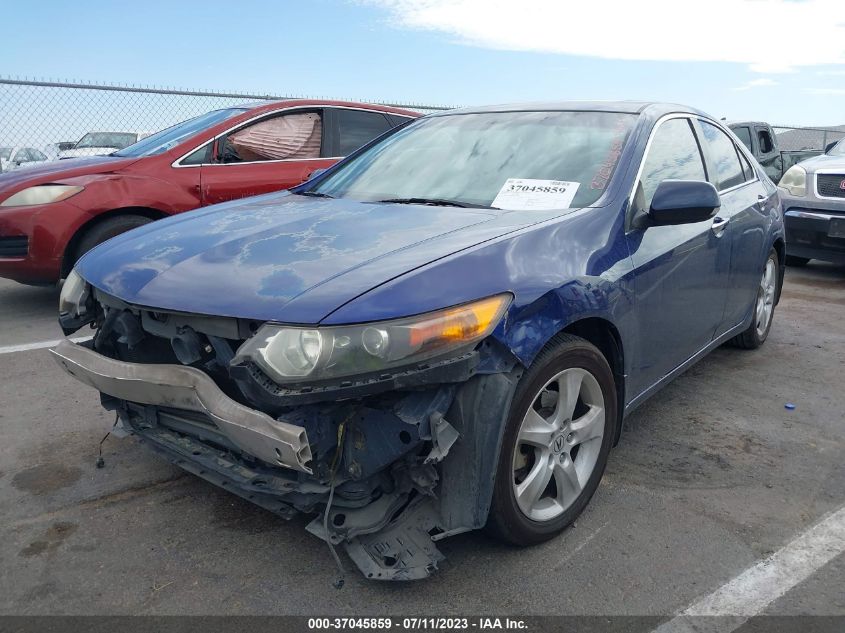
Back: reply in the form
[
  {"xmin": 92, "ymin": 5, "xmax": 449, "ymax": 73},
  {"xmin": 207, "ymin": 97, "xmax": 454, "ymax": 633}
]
[{"xmin": 199, "ymin": 107, "xmax": 336, "ymax": 205}]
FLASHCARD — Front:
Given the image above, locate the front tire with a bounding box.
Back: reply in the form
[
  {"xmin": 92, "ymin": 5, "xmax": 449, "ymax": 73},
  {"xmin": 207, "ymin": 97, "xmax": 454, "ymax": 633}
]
[
  {"xmin": 74, "ymin": 214, "xmax": 153, "ymax": 265},
  {"xmin": 731, "ymin": 248, "xmax": 779, "ymax": 349},
  {"xmin": 486, "ymin": 334, "xmax": 616, "ymax": 546}
]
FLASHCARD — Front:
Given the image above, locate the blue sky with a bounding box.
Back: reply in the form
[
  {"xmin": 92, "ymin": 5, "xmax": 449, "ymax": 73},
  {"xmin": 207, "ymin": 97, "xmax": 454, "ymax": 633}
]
[{"xmin": 5, "ymin": 0, "xmax": 845, "ymax": 126}]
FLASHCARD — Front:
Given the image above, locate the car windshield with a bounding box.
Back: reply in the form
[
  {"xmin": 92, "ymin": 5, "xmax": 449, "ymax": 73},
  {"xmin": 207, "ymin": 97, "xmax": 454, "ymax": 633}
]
[
  {"xmin": 828, "ymin": 140, "xmax": 845, "ymax": 156},
  {"xmin": 310, "ymin": 110, "xmax": 636, "ymax": 208},
  {"xmin": 75, "ymin": 132, "xmax": 138, "ymax": 149},
  {"xmin": 0, "ymin": 148, "xmax": 11, "ymax": 160},
  {"xmin": 113, "ymin": 108, "xmax": 247, "ymax": 158}
]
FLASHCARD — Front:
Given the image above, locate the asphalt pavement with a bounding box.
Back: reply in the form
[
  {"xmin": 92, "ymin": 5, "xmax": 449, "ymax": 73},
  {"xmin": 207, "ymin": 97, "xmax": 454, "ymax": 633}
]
[{"xmin": 0, "ymin": 263, "xmax": 843, "ymax": 619}]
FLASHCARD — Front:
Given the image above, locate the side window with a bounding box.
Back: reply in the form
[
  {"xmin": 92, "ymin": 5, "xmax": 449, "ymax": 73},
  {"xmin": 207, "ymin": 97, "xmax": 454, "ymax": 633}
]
[
  {"xmin": 386, "ymin": 114, "xmax": 414, "ymax": 128},
  {"xmin": 757, "ymin": 128, "xmax": 774, "ymax": 154},
  {"xmin": 698, "ymin": 121, "xmax": 745, "ymax": 191},
  {"xmin": 335, "ymin": 109, "xmax": 392, "ymax": 156},
  {"xmin": 217, "ymin": 111, "xmax": 322, "ymax": 163},
  {"xmin": 738, "ymin": 149, "xmax": 756, "ymax": 182},
  {"xmin": 181, "ymin": 144, "xmax": 212, "ymax": 166},
  {"xmin": 16, "ymin": 149, "xmax": 32, "ymax": 162},
  {"xmin": 31, "ymin": 149, "xmax": 47, "ymax": 161},
  {"xmin": 638, "ymin": 118, "xmax": 707, "ymax": 210},
  {"xmin": 732, "ymin": 126, "xmax": 753, "ymax": 151}
]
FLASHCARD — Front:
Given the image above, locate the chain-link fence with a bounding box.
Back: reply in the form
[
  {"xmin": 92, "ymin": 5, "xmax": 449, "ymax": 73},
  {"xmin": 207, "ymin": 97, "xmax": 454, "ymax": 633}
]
[
  {"xmin": 773, "ymin": 125, "xmax": 845, "ymax": 152},
  {"xmin": 0, "ymin": 77, "xmax": 453, "ymax": 163},
  {"xmin": 2, "ymin": 77, "xmax": 843, "ymax": 165}
]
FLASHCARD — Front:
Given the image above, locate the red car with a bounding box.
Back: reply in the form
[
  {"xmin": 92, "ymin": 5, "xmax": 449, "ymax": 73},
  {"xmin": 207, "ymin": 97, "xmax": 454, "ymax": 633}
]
[{"xmin": 0, "ymin": 100, "xmax": 419, "ymax": 285}]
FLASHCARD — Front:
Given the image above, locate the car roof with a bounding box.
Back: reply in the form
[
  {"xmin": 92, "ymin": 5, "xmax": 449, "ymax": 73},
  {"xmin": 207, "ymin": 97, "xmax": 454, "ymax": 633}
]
[
  {"xmin": 425, "ymin": 101, "xmax": 712, "ymax": 118},
  {"xmin": 238, "ymin": 99, "xmax": 421, "ymax": 118},
  {"xmin": 725, "ymin": 120, "xmax": 769, "ymax": 128}
]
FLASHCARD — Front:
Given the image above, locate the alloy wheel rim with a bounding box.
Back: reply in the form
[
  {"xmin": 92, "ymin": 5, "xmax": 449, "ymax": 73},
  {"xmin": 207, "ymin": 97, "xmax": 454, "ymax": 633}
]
[
  {"xmin": 512, "ymin": 367, "xmax": 605, "ymax": 522},
  {"xmin": 755, "ymin": 258, "xmax": 777, "ymax": 338}
]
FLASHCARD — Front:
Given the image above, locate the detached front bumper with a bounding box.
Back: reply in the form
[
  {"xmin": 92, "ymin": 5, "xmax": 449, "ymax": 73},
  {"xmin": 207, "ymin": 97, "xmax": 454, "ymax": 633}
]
[
  {"xmin": 49, "ymin": 338, "xmax": 313, "ymax": 473},
  {"xmin": 49, "ymin": 333, "xmax": 518, "ymax": 581}
]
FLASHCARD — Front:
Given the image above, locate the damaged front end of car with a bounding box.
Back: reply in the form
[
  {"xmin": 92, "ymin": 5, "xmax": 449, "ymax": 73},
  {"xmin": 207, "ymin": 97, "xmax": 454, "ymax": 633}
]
[{"xmin": 52, "ymin": 270, "xmax": 523, "ymax": 581}]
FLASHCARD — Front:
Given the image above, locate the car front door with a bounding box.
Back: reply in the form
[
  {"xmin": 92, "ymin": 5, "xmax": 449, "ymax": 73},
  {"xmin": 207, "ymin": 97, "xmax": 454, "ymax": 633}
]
[
  {"xmin": 626, "ymin": 116, "xmax": 732, "ymax": 396},
  {"xmin": 199, "ymin": 108, "xmax": 336, "ymax": 205},
  {"xmin": 696, "ymin": 119, "xmax": 772, "ymax": 336}
]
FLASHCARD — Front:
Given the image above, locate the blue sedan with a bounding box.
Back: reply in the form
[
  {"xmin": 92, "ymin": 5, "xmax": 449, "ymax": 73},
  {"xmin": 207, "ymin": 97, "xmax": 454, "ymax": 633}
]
[{"xmin": 54, "ymin": 101, "xmax": 784, "ymax": 580}]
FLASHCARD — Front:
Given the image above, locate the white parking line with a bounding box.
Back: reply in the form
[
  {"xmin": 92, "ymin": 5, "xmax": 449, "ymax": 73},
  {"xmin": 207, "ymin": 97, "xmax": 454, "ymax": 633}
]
[
  {"xmin": 0, "ymin": 336, "xmax": 91, "ymax": 355},
  {"xmin": 654, "ymin": 505, "xmax": 845, "ymax": 632}
]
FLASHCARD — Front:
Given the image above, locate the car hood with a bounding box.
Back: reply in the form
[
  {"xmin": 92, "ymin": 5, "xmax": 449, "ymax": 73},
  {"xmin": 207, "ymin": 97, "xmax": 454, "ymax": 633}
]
[
  {"xmin": 76, "ymin": 191, "xmax": 567, "ymax": 323},
  {"xmin": 797, "ymin": 153, "xmax": 845, "ymax": 172},
  {"xmin": 0, "ymin": 154, "xmax": 140, "ymax": 191}
]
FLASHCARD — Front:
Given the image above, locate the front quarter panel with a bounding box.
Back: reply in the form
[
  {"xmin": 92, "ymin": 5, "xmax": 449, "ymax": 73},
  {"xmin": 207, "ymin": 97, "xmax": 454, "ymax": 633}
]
[{"xmin": 325, "ymin": 203, "xmax": 636, "ymax": 373}]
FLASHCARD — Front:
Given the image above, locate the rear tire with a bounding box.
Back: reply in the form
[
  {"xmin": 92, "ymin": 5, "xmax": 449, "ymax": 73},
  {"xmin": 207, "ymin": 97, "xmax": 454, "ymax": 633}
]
[
  {"xmin": 731, "ymin": 249, "xmax": 779, "ymax": 349},
  {"xmin": 74, "ymin": 215, "xmax": 152, "ymax": 264},
  {"xmin": 785, "ymin": 255, "xmax": 810, "ymax": 267},
  {"xmin": 486, "ymin": 334, "xmax": 616, "ymax": 546}
]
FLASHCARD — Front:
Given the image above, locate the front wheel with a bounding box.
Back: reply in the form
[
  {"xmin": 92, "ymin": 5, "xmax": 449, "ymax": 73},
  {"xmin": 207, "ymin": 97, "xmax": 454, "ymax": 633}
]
[
  {"xmin": 73, "ymin": 214, "xmax": 153, "ymax": 266},
  {"xmin": 486, "ymin": 334, "xmax": 616, "ymax": 546},
  {"xmin": 731, "ymin": 248, "xmax": 779, "ymax": 349}
]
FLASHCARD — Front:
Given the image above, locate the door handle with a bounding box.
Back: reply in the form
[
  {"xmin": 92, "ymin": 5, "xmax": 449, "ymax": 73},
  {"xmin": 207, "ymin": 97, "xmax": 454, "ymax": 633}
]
[
  {"xmin": 711, "ymin": 216, "xmax": 729, "ymax": 236},
  {"xmin": 756, "ymin": 194, "xmax": 767, "ymax": 210}
]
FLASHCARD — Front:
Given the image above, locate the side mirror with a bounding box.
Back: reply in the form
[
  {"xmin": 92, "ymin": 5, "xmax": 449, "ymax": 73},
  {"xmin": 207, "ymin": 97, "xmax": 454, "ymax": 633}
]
[
  {"xmin": 648, "ymin": 180, "xmax": 721, "ymax": 226},
  {"xmin": 825, "ymin": 141, "xmax": 838, "ymax": 154}
]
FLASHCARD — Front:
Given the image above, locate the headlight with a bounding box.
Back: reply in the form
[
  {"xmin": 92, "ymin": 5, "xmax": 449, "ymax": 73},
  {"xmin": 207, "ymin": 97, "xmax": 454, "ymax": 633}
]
[
  {"xmin": 233, "ymin": 294, "xmax": 512, "ymax": 384},
  {"xmin": 778, "ymin": 166, "xmax": 806, "ymax": 197},
  {"xmin": 1, "ymin": 184, "xmax": 84, "ymax": 207},
  {"xmin": 59, "ymin": 269, "xmax": 90, "ymax": 317}
]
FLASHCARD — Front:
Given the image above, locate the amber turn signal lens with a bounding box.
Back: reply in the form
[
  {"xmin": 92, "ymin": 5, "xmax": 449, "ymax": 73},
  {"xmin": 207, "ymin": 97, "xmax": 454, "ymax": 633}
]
[{"xmin": 407, "ymin": 294, "xmax": 511, "ymax": 351}]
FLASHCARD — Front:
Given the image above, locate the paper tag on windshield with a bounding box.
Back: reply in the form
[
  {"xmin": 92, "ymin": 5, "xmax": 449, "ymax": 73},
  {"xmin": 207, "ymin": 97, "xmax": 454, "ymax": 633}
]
[{"xmin": 492, "ymin": 179, "xmax": 580, "ymax": 210}]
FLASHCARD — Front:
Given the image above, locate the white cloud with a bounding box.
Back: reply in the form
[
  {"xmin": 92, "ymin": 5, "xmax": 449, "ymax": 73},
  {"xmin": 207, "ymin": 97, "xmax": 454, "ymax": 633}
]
[
  {"xmin": 806, "ymin": 88, "xmax": 845, "ymax": 95},
  {"xmin": 734, "ymin": 78, "xmax": 779, "ymax": 91},
  {"xmin": 364, "ymin": 0, "xmax": 845, "ymax": 73}
]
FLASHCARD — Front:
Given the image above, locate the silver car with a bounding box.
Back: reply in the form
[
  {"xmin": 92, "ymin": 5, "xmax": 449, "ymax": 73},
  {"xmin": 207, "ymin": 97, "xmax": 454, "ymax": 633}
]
[{"xmin": 779, "ymin": 139, "xmax": 845, "ymax": 265}]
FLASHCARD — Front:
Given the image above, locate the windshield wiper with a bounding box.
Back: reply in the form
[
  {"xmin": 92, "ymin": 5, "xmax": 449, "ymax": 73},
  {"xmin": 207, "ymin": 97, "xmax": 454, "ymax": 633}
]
[
  {"xmin": 298, "ymin": 191, "xmax": 334, "ymax": 199},
  {"xmin": 377, "ymin": 197, "xmax": 482, "ymax": 208}
]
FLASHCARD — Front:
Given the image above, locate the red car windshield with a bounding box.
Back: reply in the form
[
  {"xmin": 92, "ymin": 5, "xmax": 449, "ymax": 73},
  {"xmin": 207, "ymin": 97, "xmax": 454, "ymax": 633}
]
[{"xmin": 113, "ymin": 108, "xmax": 246, "ymax": 158}]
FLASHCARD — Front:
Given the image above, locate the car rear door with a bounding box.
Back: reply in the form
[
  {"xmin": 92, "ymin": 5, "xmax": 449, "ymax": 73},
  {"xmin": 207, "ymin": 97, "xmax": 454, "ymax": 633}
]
[
  {"xmin": 199, "ymin": 108, "xmax": 337, "ymax": 205},
  {"xmin": 695, "ymin": 119, "xmax": 773, "ymax": 336},
  {"xmin": 626, "ymin": 116, "xmax": 732, "ymax": 396}
]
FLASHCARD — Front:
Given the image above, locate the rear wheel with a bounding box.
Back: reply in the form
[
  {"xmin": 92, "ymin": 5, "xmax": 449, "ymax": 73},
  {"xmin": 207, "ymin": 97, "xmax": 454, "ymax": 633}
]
[
  {"xmin": 486, "ymin": 334, "xmax": 616, "ymax": 546},
  {"xmin": 731, "ymin": 249, "xmax": 779, "ymax": 349},
  {"xmin": 74, "ymin": 214, "xmax": 152, "ymax": 265},
  {"xmin": 785, "ymin": 255, "xmax": 810, "ymax": 267}
]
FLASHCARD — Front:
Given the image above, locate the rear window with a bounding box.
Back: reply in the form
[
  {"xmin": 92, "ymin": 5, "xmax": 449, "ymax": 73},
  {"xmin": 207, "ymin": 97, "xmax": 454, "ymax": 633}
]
[
  {"xmin": 732, "ymin": 126, "xmax": 753, "ymax": 151},
  {"xmin": 335, "ymin": 109, "xmax": 393, "ymax": 155}
]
